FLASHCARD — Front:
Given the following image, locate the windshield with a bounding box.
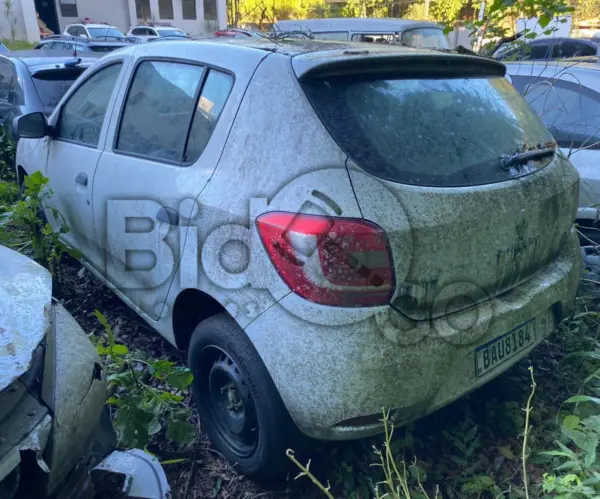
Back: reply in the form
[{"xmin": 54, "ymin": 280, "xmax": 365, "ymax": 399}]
[
  {"xmin": 158, "ymin": 29, "xmax": 186, "ymax": 37},
  {"xmin": 87, "ymin": 27, "xmax": 124, "ymax": 38},
  {"xmin": 401, "ymin": 28, "xmax": 449, "ymax": 49},
  {"xmin": 301, "ymin": 74, "xmax": 553, "ymax": 187},
  {"xmin": 31, "ymin": 68, "xmax": 86, "ymax": 110}
]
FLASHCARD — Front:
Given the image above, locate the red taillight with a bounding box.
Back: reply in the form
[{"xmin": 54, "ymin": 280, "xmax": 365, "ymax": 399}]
[{"xmin": 256, "ymin": 212, "xmax": 395, "ymax": 307}]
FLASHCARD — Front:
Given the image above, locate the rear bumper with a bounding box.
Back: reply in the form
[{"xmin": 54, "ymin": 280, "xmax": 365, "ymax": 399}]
[{"xmin": 245, "ymin": 231, "xmax": 580, "ymax": 440}]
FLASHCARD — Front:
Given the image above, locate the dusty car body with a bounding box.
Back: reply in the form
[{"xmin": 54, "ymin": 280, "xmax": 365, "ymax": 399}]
[
  {"xmin": 13, "ymin": 38, "xmax": 581, "ymax": 480},
  {"xmin": 0, "ymin": 245, "xmax": 170, "ymax": 499}
]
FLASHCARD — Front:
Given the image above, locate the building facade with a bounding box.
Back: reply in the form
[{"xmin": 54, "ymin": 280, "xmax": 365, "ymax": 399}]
[{"xmin": 4, "ymin": 0, "xmax": 227, "ymax": 43}]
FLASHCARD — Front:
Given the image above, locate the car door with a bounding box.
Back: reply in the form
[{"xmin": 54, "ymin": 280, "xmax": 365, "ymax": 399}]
[
  {"xmin": 0, "ymin": 59, "xmax": 14, "ymax": 127},
  {"xmin": 511, "ymin": 72, "xmax": 600, "ymax": 214},
  {"xmin": 93, "ymin": 58, "xmax": 235, "ymax": 320},
  {"xmin": 43, "ymin": 59, "xmax": 128, "ymax": 269}
]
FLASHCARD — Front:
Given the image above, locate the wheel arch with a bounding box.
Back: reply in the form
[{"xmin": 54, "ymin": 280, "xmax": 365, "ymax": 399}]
[{"xmin": 171, "ymin": 288, "xmax": 229, "ymax": 351}]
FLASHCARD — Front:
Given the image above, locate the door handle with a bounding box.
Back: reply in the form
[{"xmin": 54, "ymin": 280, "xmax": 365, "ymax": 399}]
[
  {"xmin": 157, "ymin": 207, "xmax": 179, "ymax": 226},
  {"xmin": 75, "ymin": 173, "xmax": 88, "ymax": 186}
]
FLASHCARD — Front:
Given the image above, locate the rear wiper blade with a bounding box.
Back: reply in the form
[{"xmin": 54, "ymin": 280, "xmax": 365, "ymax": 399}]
[{"xmin": 500, "ymin": 147, "xmax": 555, "ymax": 169}]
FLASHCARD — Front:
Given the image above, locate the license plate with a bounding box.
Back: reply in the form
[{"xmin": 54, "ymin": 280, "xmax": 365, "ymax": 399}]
[{"xmin": 475, "ymin": 319, "xmax": 536, "ymax": 377}]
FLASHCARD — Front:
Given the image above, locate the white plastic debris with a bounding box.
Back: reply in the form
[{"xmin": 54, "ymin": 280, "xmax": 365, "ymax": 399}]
[{"xmin": 92, "ymin": 449, "xmax": 171, "ymax": 499}]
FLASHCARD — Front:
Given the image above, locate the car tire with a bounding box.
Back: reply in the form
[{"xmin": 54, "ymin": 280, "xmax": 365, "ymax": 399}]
[{"xmin": 188, "ymin": 313, "xmax": 304, "ymax": 481}]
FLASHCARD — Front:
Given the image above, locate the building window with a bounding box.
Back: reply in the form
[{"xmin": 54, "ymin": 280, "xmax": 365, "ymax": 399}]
[
  {"xmin": 158, "ymin": 0, "xmax": 174, "ymax": 19},
  {"xmin": 135, "ymin": 0, "xmax": 151, "ymax": 20},
  {"xmin": 203, "ymin": 0, "xmax": 217, "ymax": 20},
  {"xmin": 182, "ymin": 0, "xmax": 197, "ymax": 20},
  {"xmin": 59, "ymin": 0, "xmax": 78, "ymax": 17}
]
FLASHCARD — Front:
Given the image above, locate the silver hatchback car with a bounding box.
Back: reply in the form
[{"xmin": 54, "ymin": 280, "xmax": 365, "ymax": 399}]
[{"xmin": 14, "ymin": 38, "xmax": 581, "ymax": 480}]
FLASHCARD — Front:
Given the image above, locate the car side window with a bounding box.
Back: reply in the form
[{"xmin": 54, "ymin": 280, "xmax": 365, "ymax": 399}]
[
  {"xmin": 0, "ymin": 60, "xmax": 13, "ymax": 101},
  {"xmin": 516, "ymin": 75, "xmax": 600, "ymax": 149},
  {"xmin": 58, "ymin": 63, "xmax": 122, "ymax": 147},
  {"xmin": 132, "ymin": 28, "xmax": 142, "ymax": 35},
  {"xmin": 116, "ymin": 61, "xmax": 205, "ymax": 162},
  {"xmin": 66, "ymin": 26, "xmax": 78, "ymax": 35},
  {"xmin": 149, "ymin": 28, "xmax": 158, "ymax": 36},
  {"xmin": 185, "ymin": 70, "xmax": 233, "ymax": 162}
]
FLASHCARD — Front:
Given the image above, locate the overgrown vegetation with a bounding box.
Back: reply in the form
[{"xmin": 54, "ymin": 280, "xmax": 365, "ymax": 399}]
[{"xmin": 93, "ymin": 310, "xmax": 196, "ymax": 450}]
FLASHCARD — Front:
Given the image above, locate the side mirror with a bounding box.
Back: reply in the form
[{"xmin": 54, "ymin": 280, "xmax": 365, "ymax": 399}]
[{"xmin": 15, "ymin": 112, "xmax": 48, "ymax": 139}]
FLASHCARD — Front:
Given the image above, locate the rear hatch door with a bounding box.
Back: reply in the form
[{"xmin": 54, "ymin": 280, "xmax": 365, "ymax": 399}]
[{"xmin": 297, "ymin": 52, "xmax": 579, "ymax": 320}]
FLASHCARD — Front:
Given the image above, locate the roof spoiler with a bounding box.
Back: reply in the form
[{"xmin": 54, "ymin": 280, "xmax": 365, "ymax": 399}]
[{"xmin": 294, "ymin": 52, "xmax": 506, "ymax": 81}]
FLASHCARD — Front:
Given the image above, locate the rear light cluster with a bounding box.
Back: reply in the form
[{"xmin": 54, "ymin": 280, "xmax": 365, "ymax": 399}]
[{"xmin": 256, "ymin": 212, "xmax": 395, "ymax": 307}]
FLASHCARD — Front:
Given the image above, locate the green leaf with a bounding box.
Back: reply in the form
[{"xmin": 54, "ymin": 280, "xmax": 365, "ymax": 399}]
[
  {"xmin": 160, "ymin": 458, "xmax": 189, "ymax": 465},
  {"xmin": 563, "ymin": 415, "xmax": 581, "ymax": 430},
  {"xmin": 566, "ymin": 395, "xmax": 600, "ymax": 405},
  {"xmin": 167, "ymin": 367, "xmax": 194, "ymax": 390},
  {"xmin": 111, "ymin": 344, "xmax": 129, "ymax": 356},
  {"xmin": 167, "ymin": 419, "xmax": 196, "ymax": 446},
  {"xmin": 499, "ymin": 445, "xmax": 516, "ymax": 460},
  {"xmin": 538, "ymin": 14, "xmax": 551, "ymax": 28}
]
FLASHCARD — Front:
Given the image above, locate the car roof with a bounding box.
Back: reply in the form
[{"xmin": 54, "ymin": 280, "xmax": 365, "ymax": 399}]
[
  {"xmin": 129, "ymin": 37, "xmax": 419, "ymax": 57},
  {"xmin": 39, "ymin": 36, "xmax": 129, "ymax": 46},
  {"xmin": 118, "ymin": 38, "xmax": 503, "ymax": 80},
  {"xmin": 1, "ymin": 49, "xmax": 101, "ymax": 71},
  {"xmin": 528, "ymin": 36, "xmax": 597, "ymax": 46},
  {"xmin": 505, "ymin": 59, "xmax": 600, "ymax": 72},
  {"xmin": 70, "ymin": 23, "xmax": 118, "ymax": 29},
  {"xmin": 274, "ymin": 18, "xmax": 442, "ymax": 32}
]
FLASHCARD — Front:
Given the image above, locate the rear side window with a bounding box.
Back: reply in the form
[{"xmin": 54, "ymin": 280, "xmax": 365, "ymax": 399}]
[
  {"xmin": 116, "ymin": 61, "xmax": 204, "ymax": 162},
  {"xmin": 302, "ymin": 74, "xmax": 553, "ymax": 187},
  {"xmin": 314, "ymin": 32, "xmax": 349, "ymax": 41},
  {"xmin": 116, "ymin": 61, "xmax": 232, "ymax": 163},
  {"xmin": 31, "ymin": 68, "xmax": 86, "ymax": 109},
  {"xmin": 185, "ymin": 70, "xmax": 233, "ymax": 161},
  {"xmin": 401, "ymin": 28, "xmax": 449, "ymax": 49},
  {"xmin": 351, "ymin": 33, "xmax": 397, "ymax": 44},
  {"xmin": 90, "ymin": 45, "xmax": 121, "ymax": 52}
]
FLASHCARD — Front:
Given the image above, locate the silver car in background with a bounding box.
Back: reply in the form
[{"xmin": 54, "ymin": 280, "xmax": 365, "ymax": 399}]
[{"xmin": 274, "ymin": 18, "xmax": 450, "ymax": 47}]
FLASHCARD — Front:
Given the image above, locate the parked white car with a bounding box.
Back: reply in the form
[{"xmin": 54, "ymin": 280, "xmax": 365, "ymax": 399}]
[
  {"xmin": 63, "ymin": 22, "xmax": 125, "ymax": 40},
  {"xmin": 505, "ymin": 61, "xmax": 600, "ymax": 242},
  {"xmin": 13, "ymin": 39, "xmax": 581, "ymax": 479},
  {"xmin": 127, "ymin": 25, "xmax": 188, "ymax": 42}
]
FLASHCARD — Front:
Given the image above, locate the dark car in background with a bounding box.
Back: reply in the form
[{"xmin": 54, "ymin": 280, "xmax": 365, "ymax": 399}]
[
  {"xmin": 34, "ymin": 35, "xmax": 133, "ymax": 53},
  {"xmin": 0, "ymin": 50, "xmax": 99, "ymax": 142},
  {"xmin": 495, "ymin": 36, "xmax": 598, "ymax": 61}
]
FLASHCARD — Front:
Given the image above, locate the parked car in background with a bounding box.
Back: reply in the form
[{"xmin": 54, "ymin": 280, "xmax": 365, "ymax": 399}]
[
  {"xmin": 127, "ymin": 24, "xmax": 188, "ymax": 42},
  {"xmin": 0, "ymin": 245, "xmax": 170, "ymax": 499},
  {"xmin": 214, "ymin": 28, "xmax": 266, "ymax": 38},
  {"xmin": 0, "ymin": 50, "xmax": 99, "ymax": 143},
  {"xmin": 63, "ymin": 22, "xmax": 125, "ymax": 39},
  {"xmin": 495, "ymin": 36, "xmax": 598, "ymax": 61},
  {"xmin": 274, "ymin": 18, "xmax": 450, "ymax": 48},
  {"xmin": 506, "ymin": 61, "xmax": 600, "ymax": 243},
  {"xmin": 14, "ymin": 38, "xmax": 580, "ymax": 480},
  {"xmin": 35, "ymin": 35, "xmax": 133, "ymax": 53}
]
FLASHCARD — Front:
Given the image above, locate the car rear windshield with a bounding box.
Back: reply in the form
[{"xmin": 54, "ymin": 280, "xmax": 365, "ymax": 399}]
[
  {"xmin": 31, "ymin": 68, "xmax": 86, "ymax": 110},
  {"xmin": 89, "ymin": 44, "xmax": 124, "ymax": 52},
  {"xmin": 88, "ymin": 27, "xmax": 123, "ymax": 38},
  {"xmin": 301, "ymin": 74, "xmax": 554, "ymax": 187}
]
